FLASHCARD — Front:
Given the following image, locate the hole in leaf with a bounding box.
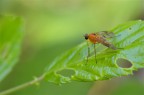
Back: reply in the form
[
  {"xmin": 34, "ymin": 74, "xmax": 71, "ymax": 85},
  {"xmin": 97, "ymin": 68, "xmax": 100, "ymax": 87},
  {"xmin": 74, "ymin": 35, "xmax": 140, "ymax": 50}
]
[
  {"xmin": 57, "ymin": 69, "xmax": 75, "ymax": 77},
  {"xmin": 116, "ymin": 58, "xmax": 132, "ymax": 68}
]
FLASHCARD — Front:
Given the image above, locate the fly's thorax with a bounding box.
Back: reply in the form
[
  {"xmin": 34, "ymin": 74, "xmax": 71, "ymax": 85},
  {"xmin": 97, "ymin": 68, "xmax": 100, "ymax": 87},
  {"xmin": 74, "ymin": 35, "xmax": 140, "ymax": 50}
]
[{"xmin": 88, "ymin": 33, "xmax": 101, "ymax": 44}]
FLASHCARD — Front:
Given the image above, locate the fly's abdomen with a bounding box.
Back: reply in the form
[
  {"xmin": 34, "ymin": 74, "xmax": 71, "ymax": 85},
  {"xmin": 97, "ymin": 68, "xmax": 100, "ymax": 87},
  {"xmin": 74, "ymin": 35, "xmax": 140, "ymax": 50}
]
[{"xmin": 101, "ymin": 40, "xmax": 117, "ymax": 50}]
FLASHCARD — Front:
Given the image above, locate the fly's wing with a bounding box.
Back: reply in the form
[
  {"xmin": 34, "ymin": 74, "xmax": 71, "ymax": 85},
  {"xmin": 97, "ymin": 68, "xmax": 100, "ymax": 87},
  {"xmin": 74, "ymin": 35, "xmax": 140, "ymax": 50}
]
[
  {"xmin": 96, "ymin": 31, "xmax": 117, "ymax": 50},
  {"xmin": 96, "ymin": 31, "xmax": 115, "ymax": 39}
]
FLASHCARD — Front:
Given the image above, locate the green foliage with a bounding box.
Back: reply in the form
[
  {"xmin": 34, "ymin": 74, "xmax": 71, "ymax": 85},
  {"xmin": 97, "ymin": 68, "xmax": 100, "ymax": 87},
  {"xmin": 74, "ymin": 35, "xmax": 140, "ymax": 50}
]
[
  {"xmin": 45, "ymin": 21, "xmax": 144, "ymax": 84},
  {"xmin": 0, "ymin": 15, "xmax": 24, "ymax": 82}
]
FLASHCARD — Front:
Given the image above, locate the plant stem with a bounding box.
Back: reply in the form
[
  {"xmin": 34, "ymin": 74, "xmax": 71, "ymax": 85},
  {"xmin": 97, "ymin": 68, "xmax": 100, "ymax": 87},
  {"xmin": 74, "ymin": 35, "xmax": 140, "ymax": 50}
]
[{"xmin": 0, "ymin": 74, "xmax": 46, "ymax": 95}]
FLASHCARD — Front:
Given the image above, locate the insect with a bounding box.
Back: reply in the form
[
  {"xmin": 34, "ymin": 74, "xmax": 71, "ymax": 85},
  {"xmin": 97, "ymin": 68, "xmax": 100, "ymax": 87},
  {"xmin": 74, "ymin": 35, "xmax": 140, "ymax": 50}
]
[{"xmin": 84, "ymin": 31, "xmax": 117, "ymax": 64}]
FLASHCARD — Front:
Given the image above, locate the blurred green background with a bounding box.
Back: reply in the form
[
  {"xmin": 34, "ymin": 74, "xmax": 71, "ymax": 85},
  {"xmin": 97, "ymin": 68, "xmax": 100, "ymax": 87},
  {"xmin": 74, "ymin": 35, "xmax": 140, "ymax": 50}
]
[{"xmin": 0, "ymin": 0, "xmax": 144, "ymax": 95}]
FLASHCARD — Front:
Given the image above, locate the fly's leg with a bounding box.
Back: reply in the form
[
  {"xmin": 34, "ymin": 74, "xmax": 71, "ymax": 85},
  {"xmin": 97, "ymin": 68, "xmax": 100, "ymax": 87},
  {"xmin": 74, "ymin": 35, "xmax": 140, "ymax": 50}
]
[
  {"xmin": 86, "ymin": 41, "xmax": 90, "ymax": 64},
  {"xmin": 93, "ymin": 44, "xmax": 97, "ymax": 64}
]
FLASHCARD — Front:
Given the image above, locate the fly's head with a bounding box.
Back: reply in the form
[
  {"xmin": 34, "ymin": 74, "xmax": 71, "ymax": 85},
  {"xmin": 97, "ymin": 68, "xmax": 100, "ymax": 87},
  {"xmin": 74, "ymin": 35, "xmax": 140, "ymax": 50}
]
[{"xmin": 84, "ymin": 34, "xmax": 89, "ymax": 40}]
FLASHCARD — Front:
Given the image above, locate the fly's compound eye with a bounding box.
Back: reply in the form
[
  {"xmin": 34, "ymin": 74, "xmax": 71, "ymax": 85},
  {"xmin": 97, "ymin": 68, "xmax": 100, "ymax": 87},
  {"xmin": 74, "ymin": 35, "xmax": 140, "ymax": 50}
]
[{"xmin": 84, "ymin": 34, "xmax": 89, "ymax": 40}]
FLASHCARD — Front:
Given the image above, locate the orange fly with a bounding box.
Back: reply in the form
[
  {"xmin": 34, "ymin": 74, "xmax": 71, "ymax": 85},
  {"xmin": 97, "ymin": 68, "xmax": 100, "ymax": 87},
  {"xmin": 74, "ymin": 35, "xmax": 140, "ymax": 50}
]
[{"xmin": 84, "ymin": 31, "xmax": 117, "ymax": 64}]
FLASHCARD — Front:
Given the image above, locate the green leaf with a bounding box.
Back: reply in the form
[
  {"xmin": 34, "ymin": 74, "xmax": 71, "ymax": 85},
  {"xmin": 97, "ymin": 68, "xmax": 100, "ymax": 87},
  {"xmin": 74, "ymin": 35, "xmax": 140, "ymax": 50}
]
[
  {"xmin": 0, "ymin": 15, "xmax": 24, "ymax": 82},
  {"xmin": 45, "ymin": 20, "xmax": 144, "ymax": 84}
]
